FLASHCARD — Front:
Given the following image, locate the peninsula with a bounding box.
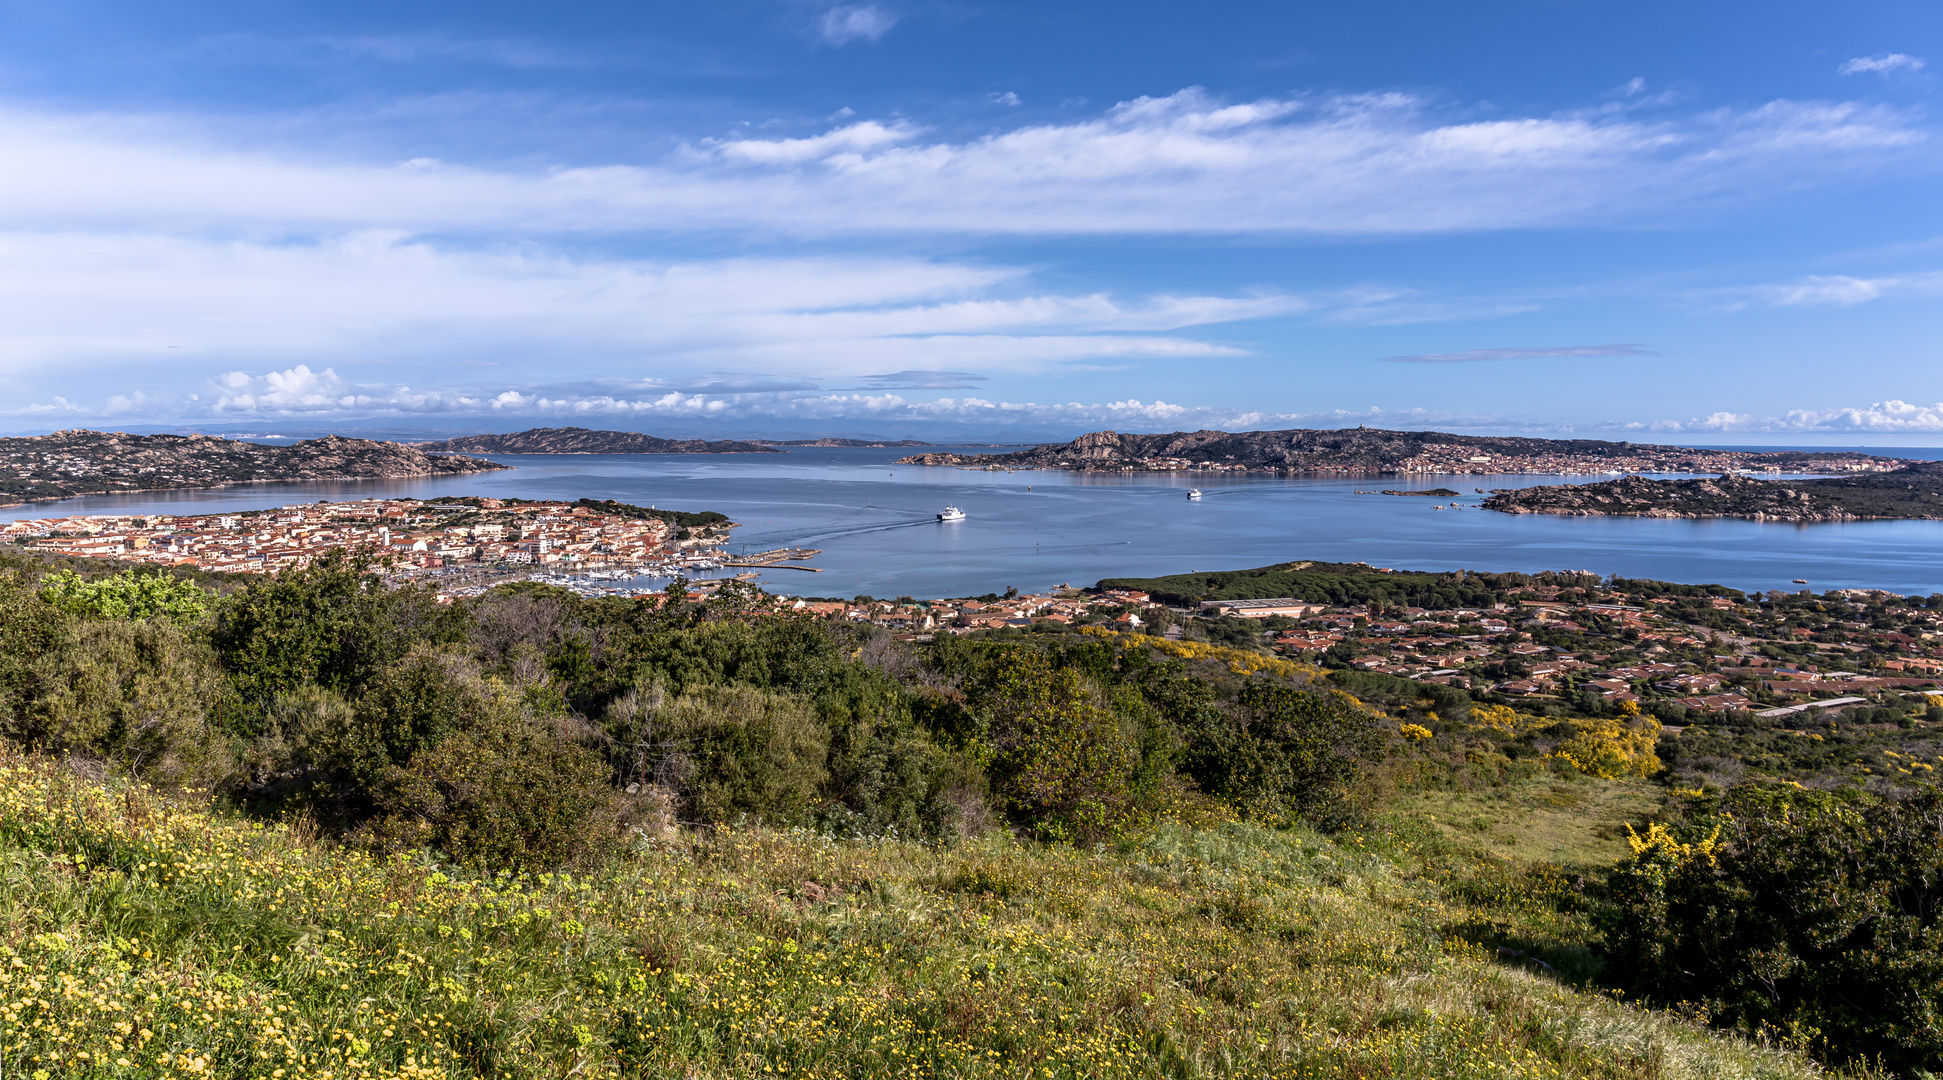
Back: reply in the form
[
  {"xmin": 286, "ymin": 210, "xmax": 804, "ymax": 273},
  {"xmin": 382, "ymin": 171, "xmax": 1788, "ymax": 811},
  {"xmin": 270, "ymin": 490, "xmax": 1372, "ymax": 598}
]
[
  {"xmin": 415, "ymin": 427, "xmax": 779, "ymax": 454},
  {"xmin": 1482, "ymin": 463, "xmax": 1943, "ymax": 522},
  {"xmin": 896, "ymin": 426, "xmax": 1906, "ymax": 476},
  {"xmin": 0, "ymin": 429, "xmax": 504, "ymax": 506}
]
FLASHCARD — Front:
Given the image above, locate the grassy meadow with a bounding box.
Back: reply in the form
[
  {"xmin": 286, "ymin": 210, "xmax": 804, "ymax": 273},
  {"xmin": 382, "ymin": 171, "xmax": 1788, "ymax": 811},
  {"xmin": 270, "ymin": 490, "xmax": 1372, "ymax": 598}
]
[{"xmin": 0, "ymin": 744, "xmax": 1840, "ymax": 1080}]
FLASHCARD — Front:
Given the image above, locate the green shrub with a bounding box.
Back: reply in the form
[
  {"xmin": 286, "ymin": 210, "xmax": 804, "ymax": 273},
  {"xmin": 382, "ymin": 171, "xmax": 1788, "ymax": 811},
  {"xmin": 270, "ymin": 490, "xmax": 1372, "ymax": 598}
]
[
  {"xmin": 1178, "ymin": 680, "xmax": 1384, "ymax": 830},
  {"xmin": 20, "ymin": 616, "xmax": 239, "ymax": 785},
  {"xmin": 211, "ymin": 550, "xmax": 466, "ymax": 713},
  {"xmin": 615, "ymin": 682, "xmax": 830, "ymax": 827},
  {"xmin": 38, "ymin": 567, "xmax": 210, "ymax": 623},
  {"xmin": 1602, "ymin": 786, "xmax": 1943, "ymax": 1072},
  {"xmin": 969, "ymin": 648, "xmax": 1149, "ymax": 843},
  {"xmin": 365, "ymin": 709, "xmax": 620, "ymax": 870}
]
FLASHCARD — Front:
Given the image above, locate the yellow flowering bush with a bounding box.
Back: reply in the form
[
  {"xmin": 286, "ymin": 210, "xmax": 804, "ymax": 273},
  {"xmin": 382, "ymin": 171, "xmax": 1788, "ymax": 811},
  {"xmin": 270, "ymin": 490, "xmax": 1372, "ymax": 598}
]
[
  {"xmin": 1549, "ymin": 716, "xmax": 1663, "ymax": 779},
  {"xmin": 1399, "ymin": 723, "xmax": 1433, "ymax": 741},
  {"xmin": 1470, "ymin": 704, "xmax": 1527, "ymax": 734},
  {"xmin": 1081, "ymin": 626, "xmax": 1319, "ymax": 681}
]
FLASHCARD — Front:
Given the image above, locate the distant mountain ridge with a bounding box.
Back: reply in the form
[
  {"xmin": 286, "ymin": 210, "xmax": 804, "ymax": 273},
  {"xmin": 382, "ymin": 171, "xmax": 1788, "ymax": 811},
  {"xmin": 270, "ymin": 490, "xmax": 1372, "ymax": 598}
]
[
  {"xmin": 415, "ymin": 427, "xmax": 780, "ymax": 455},
  {"xmin": 752, "ymin": 438, "xmax": 934, "ymax": 448},
  {"xmin": 896, "ymin": 427, "xmax": 1907, "ymax": 476},
  {"xmin": 0, "ymin": 429, "xmax": 505, "ymax": 505}
]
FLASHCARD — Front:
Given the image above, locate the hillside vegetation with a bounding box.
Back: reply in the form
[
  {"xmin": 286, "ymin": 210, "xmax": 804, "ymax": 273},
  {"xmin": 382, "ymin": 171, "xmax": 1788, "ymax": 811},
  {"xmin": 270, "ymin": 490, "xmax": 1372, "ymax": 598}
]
[{"xmin": 0, "ymin": 553, "xmax": 1932, "ymax": 1077}]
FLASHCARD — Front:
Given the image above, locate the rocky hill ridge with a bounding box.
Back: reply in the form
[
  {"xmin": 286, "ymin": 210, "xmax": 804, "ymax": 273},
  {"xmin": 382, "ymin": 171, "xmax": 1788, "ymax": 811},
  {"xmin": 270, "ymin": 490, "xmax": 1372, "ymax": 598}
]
[
  {"xmin": 1482, "ymin": 463, "xmax": 1943, "ymax": 521},
  {"xmin": 896, "ymin": 426, "xmax": 1906, "ymax": 476}
]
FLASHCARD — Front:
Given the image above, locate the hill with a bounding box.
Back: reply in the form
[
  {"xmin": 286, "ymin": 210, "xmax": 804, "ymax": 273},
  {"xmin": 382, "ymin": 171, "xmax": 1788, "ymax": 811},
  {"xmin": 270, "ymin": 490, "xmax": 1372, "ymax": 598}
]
[
  {"xmin": 896, "ymin": 426, "xmax": 1904, "ymax": 476},
  {"xmin": 416, "ymin": 427, "xmax": 780, "ymax": 454},
  {"xmin": 0, "ymin": 748, "xmax": 1828, "ymax": 1080},
  {"xmin": 1483, "ymin": 462, "xmax": 1943, "ymax": 521},
  {"xmin": 0, "ymin": 429, "xmax": 505, "ymax": 505}
]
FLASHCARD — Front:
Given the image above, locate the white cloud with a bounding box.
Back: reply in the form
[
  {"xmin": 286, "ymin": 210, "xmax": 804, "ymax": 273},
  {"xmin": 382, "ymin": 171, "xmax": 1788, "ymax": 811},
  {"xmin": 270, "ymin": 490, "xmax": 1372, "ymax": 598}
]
[
  {"xmin": 991, "ymin": 92, "xmax": 1022, "ymax": 107},
  {"xmin": 819, "ymin": 5, "xmax": 897, "ymax": 46},
  {"xmin": 0, "ymin": 231, "xmax": 1303, "ymax": 387},
  {"xmin": 176, "ymin": 372, "xmax": 1520, "ymax": 433},
  {"xmin": 1719, "ymin": 270, "xmax": 1943, "ymax": 307},
  {"xmin": 1839, "ymin": 54, "xmax": 1925, "ymax": 76},
  {"xmin": 1382, "ymin": 344, "xmax": 1653, "ymax": 363},
  {"xmin": 0, "ymin": 89, "xmax": 1920, "ymax": 238},
  {"xmin": 711, "ymin": 120, "xmax": 921, "ymax": 164},
  {"xmin": 1620, "ymin": 401, "xmax": 1943, "ymax": 434}
]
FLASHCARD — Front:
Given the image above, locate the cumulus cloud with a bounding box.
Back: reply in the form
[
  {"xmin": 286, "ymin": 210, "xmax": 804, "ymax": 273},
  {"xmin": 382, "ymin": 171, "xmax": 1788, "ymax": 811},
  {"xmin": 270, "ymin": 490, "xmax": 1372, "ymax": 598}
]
[
  {"xmin": 1618, "ymin": 400, "xmax": 1943, "ymax": 434},
  {"xmin": 819, "ymin": 5, "xmax": 897, "ymax": 46},
  {"xmin": 0, "ymin": 89, "xmax": 1922, "ymax": 238},
  {"xmin": 1381, "ymin": 344, "xmax": 1654, "ymax": 363},
  {"xmin": 175, "ymin": 370, "xmax": 1520, "ymax": 434},
  {"xmin": 1839, "ymin": 54, "xmax": 1925, "ymax": 76}
]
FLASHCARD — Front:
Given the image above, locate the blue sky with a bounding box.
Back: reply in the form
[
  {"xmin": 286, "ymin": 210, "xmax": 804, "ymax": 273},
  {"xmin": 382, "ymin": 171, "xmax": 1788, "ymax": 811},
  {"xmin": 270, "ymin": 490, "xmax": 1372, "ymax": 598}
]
[{"xmin": 0, "ymin": 0, "xmax": 1938, "ymax": 441}]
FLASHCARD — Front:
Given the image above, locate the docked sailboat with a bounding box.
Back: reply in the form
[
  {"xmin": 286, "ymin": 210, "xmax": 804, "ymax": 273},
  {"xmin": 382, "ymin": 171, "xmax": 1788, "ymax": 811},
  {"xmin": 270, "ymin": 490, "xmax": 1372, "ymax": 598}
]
[{"xmin": 937, "ymin": 506, "xmax": 966, "ymax": 522}]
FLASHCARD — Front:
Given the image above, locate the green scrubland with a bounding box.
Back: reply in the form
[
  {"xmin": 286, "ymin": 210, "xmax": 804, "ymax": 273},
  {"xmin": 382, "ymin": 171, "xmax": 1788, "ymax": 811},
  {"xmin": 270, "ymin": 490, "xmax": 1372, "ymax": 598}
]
[{"xmin": 0, "ymin": 552, "xmax": 1936, "ymax": 1078}]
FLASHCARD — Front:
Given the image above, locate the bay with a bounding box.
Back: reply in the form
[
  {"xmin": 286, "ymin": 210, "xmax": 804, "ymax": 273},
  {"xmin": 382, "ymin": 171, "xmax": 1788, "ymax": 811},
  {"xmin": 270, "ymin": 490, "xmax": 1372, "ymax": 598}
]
[{"xmin": 5, "ymin": 445, "xmax": 1942, "ymax": 597}]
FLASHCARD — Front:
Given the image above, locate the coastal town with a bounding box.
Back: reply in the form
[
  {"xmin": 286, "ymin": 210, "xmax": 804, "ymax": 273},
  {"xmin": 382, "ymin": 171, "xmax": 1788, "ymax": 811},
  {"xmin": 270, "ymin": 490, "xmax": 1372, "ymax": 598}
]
[
  {"xmin": 819, "ymin": 578, "xmax": 1943, "ymax": 724},
  {"xmin": 2, "ymin": 496, "xmax": 739, "ymax": 591},
  {"xmin": 11, "ymin": 494, "xmax": 1941, "ymax": 725}
]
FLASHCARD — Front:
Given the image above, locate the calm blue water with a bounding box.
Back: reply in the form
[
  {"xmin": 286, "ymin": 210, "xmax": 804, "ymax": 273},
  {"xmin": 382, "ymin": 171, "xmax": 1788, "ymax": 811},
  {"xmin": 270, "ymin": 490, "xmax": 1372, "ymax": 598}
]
[{"xmin": 6, "ymin": 447, "xmax": 1942, "ymax": 598}]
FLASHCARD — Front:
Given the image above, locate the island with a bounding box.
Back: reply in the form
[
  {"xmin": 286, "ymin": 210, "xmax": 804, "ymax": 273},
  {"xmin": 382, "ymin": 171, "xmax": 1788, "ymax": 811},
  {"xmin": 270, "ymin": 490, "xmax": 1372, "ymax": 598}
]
[
  {"xmin": 1482, "ymin": 463, "xmax": 1943, "ymax": 522},
  {"xmin": 0, "ymin": 429, "xmax": 505, "ymax": 506},
  {"xmin": 896, "ymin": 426, "xmax": 1907, "ymax": 476},
  {"xmin": 414, "ymin": 427, "xmax": 779, "ymax": 454},
  {"xmin": 752, "ymin": 438, "xmax": 934, "ymax": 448}
]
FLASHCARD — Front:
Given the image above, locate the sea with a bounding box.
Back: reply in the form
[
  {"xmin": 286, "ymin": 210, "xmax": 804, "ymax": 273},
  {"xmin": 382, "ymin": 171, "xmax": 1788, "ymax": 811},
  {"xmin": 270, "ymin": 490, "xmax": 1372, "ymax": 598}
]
[{"xmin": 5, "ymin": 445, "xmax": 1943, "ymax": 598}]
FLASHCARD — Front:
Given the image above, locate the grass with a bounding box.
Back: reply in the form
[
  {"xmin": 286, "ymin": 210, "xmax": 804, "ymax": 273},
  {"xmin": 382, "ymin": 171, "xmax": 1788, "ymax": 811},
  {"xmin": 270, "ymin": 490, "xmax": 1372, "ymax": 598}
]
[
  {"xmin": 0, "ymin": 745, "xmax": 1851, "ymax": 1079},
  {"xmin": 1394, "ymin": 775, "xmax": 1668, "ymax": 867}
]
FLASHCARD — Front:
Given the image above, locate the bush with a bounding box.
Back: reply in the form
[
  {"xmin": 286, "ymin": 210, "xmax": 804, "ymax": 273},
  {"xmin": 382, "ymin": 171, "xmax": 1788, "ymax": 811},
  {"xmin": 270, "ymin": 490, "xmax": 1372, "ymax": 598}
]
[
  {"xmin": 22, "ymin": 616, "xmax": 239, "ymax": 785},
  {"xmin": 614, "ymin": 683, "xmax": 831, "ymax": 827},
  {"xmin": 211, "ymin": 551, "xmax": 466, "ymax": 714},
  {"xmin": 366, "ymin": 709, "xmax": 620, "ymax": 871},
  {"xmin": 38, "ymin": 567, "xmax": 209, "ymax": 623},
  {"xmin": 1548, "ymin": 715, "xmax": 1662, "ymax": 778},
  {"xmin": 1178, "ymin": 680, "xmax": 1384, "ymax": 830},
  {"xmin": 1602, "ymin": 786, "xmax": 1943, "ymax": 1072},
  {"xmin": 969, "ymin": 648, "xmax": 1150, "ymax": 843}
]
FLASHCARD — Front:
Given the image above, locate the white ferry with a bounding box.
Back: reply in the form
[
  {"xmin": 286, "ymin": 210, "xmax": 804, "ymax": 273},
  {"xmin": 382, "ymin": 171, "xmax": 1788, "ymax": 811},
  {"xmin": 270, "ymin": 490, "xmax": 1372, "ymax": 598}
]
[
  {"xmin": 937, "ymin": 506, "xmax": 966, "ymax": 522},
  {"xmin": 1187, "ymin": 488, "xmax": 1203, "ymax": 500}
]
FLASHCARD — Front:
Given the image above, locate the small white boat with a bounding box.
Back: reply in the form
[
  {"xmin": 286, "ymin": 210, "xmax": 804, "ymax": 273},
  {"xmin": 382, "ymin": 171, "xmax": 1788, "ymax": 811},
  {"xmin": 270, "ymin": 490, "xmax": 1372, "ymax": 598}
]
[
  {"xmin": 937, "ymin": 506, "xmax": 966, "ymax": 522},
  {"xmin": 1187, "ymin": 489, "xmax": 1203, "ymax": 500}
]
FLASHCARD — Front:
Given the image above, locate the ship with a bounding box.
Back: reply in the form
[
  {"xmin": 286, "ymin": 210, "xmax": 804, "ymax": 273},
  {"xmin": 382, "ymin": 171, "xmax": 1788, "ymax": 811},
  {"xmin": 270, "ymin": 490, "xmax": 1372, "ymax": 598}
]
[
  {"xmin": 938, "ymin": 506, "xmax": 966, "ymax": 522},
  {"xmin": 1187, "ymin": 489, "xmax": 1203, "ymax": 500}
]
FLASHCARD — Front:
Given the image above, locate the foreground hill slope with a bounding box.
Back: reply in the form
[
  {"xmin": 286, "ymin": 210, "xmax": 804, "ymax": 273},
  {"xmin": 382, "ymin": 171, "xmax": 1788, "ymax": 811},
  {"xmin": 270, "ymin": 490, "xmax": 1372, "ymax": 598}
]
[
  {"xmin": 1484, "ymin": 461, "xmax": 1943, "ymax": 521},
  {"xmin": 0, "ymin": 748, "xmax": 1826, "ymax": 1080},
  {"xmin": 897, "ymin": 426, "xmax": 1901, "ymax": 475},
  {"xmin": 0, "ymin": 429, "xmax": 506, "ymax": 504},
  {"xmin": 416, "ymin": 426, "xmax": 780, "ymax": 454}
]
